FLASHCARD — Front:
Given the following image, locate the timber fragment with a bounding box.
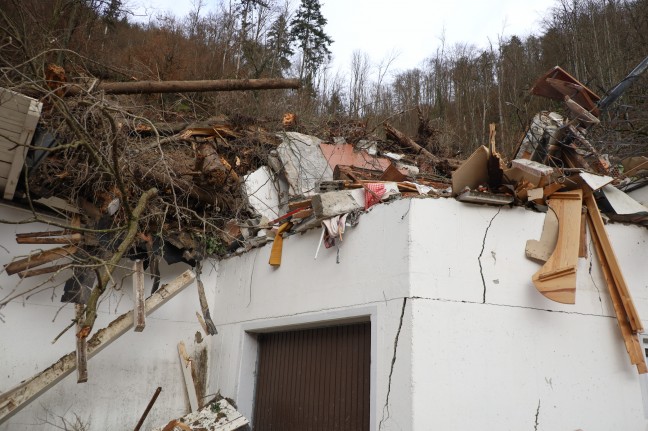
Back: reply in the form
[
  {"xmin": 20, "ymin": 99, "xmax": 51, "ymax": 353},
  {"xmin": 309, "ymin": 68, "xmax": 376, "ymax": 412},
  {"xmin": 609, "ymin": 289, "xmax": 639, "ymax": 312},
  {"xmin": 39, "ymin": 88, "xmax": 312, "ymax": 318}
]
[{"xmin": 532, "ymin": 189, "xmax": 583, "ymax": 304}]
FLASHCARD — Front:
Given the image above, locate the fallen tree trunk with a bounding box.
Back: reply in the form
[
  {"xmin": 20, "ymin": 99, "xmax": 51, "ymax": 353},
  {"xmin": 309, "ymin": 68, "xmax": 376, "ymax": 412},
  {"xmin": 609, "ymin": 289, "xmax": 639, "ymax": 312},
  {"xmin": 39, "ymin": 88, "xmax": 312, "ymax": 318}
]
[
  {"xmin": 65, "ymin": 78, "xmax": 301, "ymax": 96},
  {"xmin": 0, "ymin": 270, "xmax": 196, "ymax": 425}
]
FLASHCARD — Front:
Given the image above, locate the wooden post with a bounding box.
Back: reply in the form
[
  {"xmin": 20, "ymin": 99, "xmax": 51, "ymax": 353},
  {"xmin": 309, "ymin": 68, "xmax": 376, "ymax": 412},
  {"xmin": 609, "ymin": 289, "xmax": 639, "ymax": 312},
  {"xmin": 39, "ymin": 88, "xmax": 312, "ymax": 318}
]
[
  {"xmin": 133, "ymin": 386, "xmax": 162, "ymax": 431},
  {"xmin": 133, "ymin": 260, "xmax": 146, "ymax": 332},
  {"xmin": 0, "ymin": 270, "xmax": 196, "ymax": 425},
  {"xmin": 177, "ymin": 342, "xmax": 199, "ymax": 412}
]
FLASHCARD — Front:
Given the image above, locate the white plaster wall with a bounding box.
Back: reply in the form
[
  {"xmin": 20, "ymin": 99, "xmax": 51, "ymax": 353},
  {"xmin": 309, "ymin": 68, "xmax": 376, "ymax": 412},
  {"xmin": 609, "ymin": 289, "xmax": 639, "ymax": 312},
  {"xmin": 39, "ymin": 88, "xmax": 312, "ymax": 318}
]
[
  {"xmin": 3, "ymin": 194, "xmax": 648, "ymax": 431},
  {"xmin": 208, "ymin": 199, "xmax": 414, "ymax": 430},
  {"xmin": 408, "ymin": 198, "xmax": 648, "ymax": 430},
  {"xmin": 0, "ymin": 204, "xmax": 214, "ymax": 431}
]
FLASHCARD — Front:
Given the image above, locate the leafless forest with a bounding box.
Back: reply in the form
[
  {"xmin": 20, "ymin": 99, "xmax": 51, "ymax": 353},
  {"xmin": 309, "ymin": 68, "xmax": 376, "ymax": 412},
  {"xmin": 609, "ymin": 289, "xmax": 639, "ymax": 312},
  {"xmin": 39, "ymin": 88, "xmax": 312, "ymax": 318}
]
[{"xmin": 1, "ymin": 0, "xmax": 647, "ymax": 158}]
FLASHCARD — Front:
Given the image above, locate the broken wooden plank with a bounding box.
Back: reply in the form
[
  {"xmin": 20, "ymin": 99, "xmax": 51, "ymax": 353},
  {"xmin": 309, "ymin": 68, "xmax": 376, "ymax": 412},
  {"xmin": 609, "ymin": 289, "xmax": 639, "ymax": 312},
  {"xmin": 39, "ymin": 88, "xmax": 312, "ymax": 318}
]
[
  {"xmin": 195, "ymin": 263, "xmax": 217, "ymax": 336},
  {"xmin": 586, "ymin": 206, "xmax": 647, "ymax": 374},
  {"xmin": 178, "ymin": 341, "xmax": 200, "ymax": 412},
  {"xmin": 4, "ymin": 245, "xmax": 78, "ymax": 275},
  {"xmin": 133, "ymin": 260, "xmax": 146, "ymax": 332},
  {"xmin": 17, "ymin": 263, "xmax": 71, "ymax": 279},
  {"xmin": 16, "ymin": 232, "xmax": 82, "ymax": 244},
  {"xmin": 526, "ymin": 209, "xmax": 559, "ymax": 263},
  {"xmin": 579, "ymin": 210, "xmax": 588, "ymax": 259},
  {"xmin": 584, "ymin": 192, "xmax": 643, "ymax": 333},
  {"xmin": 0, "ymin": 270, "xmax": 196, "ymax": 424},
  {"xmin": 532, "ymin": 190, "xmax": 583, "ymax": 304}
]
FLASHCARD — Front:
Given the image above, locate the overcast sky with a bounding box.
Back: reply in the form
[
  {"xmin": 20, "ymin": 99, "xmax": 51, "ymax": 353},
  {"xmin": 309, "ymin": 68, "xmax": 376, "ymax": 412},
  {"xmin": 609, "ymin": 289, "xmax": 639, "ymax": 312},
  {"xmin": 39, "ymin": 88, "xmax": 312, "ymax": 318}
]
[{"xmin": 129, "ymin": 0, "xmax": 558, "ymax": 76}]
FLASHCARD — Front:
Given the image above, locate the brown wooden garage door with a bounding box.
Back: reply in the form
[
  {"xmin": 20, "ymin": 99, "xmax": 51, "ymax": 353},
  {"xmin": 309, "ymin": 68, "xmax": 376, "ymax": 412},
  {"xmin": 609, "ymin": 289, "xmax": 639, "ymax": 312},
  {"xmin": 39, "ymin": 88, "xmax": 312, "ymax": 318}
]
[{"xmin": 253, "ymin": 322, "xmax": 370, "ymax": 431}]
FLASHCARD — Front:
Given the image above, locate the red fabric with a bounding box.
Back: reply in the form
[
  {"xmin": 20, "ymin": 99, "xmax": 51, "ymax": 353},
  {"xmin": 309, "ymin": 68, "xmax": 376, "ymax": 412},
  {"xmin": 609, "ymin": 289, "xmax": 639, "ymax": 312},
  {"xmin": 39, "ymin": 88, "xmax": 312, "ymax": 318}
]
[{"xmin": 364, "ymin": 183, "xmax": 386, "ymax": 210}]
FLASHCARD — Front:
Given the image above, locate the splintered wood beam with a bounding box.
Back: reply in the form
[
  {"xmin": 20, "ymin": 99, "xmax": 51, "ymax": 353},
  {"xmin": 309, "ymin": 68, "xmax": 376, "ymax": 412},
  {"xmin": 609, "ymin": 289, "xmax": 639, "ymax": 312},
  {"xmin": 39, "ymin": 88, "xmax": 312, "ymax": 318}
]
[
  {"xmin": 584, "ymin": 193, "xmax": 643, "ymax": 333},
  {"xmin": 15, "ymin": 234, "xmax": 81, "ymax": 245},
  {"xmin": 15, "ymin": 230, "xmax": 71, "ymax": 238},
  {"xmin": 17, "ymin": 263, "xmax": 71, "ymax": 279},
  {"xmin": 4, "ymin": 246, "xmax": 78, "ymax": 275},
  {"xmin": 64, "ymin": 78, "xmax": 301, "ymax": 96},
  {"xmin": 586, "ymin": 198, "xmax": 646, "ymax": 374},
  {"xmin": 532, "ymin": 190, "xmax": 583, "ymax": 304},
  {"xmin": 177, "ymin": 341, "xmax": 199, "ymax": 412},
  {"xmin": 133, "ymin": 260, "xmax": 146, "ymax": 332},
  {"xmin": 0, "ymin": 270, "xmax": 196, "ymax": 425}
]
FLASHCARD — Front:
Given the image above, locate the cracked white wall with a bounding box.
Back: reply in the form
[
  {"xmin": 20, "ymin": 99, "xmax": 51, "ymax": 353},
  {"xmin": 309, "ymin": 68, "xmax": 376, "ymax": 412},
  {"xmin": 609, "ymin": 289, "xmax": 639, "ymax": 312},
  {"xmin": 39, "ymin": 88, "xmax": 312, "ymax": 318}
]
[
  {"xmin": 409, "ymin": 198, "xmax": 648, "ymax": 430},
  {"xmin": 210, "ymin": 197, "xmax": 648, "ymax": 430},
  {"xmin": 208, "ymin": 199, "xmax": 414, "ymax": 430},
  {"xmin": 3, "ymin": 195, "xmax": 648, "ymax": 431}
]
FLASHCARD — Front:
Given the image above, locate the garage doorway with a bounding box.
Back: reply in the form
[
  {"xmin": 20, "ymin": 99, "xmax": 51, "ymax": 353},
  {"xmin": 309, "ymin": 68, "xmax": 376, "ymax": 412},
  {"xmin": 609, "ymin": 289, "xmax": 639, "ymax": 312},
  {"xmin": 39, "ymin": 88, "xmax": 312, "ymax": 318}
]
[{"xmin": 253, "ymin": 322, "xmax": 370, "ymax": 430}]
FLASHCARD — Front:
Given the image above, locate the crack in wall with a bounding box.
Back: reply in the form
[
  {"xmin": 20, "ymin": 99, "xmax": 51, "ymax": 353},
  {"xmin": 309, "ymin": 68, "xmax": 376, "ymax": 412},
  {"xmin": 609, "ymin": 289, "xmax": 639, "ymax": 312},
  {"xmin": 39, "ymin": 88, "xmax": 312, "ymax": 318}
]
[
  {"xmin": 534, "ymin": 399, "xmax": 541, "ymax": 431},
  {"xmin": 479, "ymin": 208, "xmax": 501, "ymax": 304},
  {"xmin": 587, "ymin": 238, "xmax": 604, "ymax": 315},
  {"xmin": 379, "ymin": 297, "xmax": 407, "ymax": 430},
  {"xmin": 409, "ymin": 295, "xmax": 614, "ymax": 319}
]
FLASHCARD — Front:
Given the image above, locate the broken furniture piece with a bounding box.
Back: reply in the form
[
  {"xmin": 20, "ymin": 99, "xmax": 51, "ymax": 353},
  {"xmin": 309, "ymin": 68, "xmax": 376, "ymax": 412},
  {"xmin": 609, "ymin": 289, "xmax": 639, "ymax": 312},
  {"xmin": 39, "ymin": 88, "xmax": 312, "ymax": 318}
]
[{"xmin": 531, "ymin": 189, "xmax": 583, "ymax": 304}]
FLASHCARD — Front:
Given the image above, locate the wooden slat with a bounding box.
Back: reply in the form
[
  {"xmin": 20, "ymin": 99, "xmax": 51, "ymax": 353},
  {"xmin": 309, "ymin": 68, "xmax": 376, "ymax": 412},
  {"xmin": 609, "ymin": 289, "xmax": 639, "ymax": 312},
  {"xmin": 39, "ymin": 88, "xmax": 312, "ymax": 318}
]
[
  {"xmin": 4, "ymin": 100, "xmax": 41, "ymax": 199},
  {"xmin": 0, "ymin": 120, "xmax": 27, "ymax": 135},
  {"xmin": 585, "ymin": 192, "xmax": 643, "ymax": 332},
  {"xmin": 177, "ymin": 341, "xmax": 199, "ymax": 412},
  {"xmin": 4, "ymin": 245, "xmax": 78, "ymax": 275},
  {"xmin": 0, "ymin": 160, "xmax": 11, "ymax": 179},
  {"xmin": 0, "ymin": 88, "xmax": 35, "ymax": 110}
]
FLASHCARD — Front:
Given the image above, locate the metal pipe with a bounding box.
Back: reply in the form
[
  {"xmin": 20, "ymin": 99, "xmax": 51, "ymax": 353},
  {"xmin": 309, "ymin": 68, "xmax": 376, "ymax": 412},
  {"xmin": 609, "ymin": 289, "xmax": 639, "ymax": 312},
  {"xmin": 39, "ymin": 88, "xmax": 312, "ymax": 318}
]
[{"xmin": 598, "ymin": 55, "xmax": 648, "ymax": 112}]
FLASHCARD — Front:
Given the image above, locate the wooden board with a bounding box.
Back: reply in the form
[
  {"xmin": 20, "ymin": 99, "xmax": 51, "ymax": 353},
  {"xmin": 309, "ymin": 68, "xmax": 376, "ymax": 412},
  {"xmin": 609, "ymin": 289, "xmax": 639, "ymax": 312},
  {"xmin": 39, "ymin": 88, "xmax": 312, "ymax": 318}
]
[
  {"xmin": 532, "ymin": 190, "xmax": 583, "ymax": 304},
  {"xmin": 586, "ymin": 203, "xmax": 647, "ymax": 374},
  {"xmin": 526, "ymin": 209, "xmax": 558, "ymax": 262},
  {"xmin": 4, "ymin": 99, "xmax": 41, "ymax": 199},
  {"xmin": 584, "ymin": 192, "xmax": 643, "ymax": 333},
  {"xmin": 178, "ymin": 341, "xmax": 200, "ymax": 412}
]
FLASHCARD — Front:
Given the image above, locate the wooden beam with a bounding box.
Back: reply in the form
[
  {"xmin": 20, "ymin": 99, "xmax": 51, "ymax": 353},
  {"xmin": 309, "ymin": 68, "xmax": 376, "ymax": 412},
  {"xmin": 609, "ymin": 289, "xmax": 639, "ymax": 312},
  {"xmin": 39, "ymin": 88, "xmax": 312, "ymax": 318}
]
[
  {"xmin": 4, "ymin": 245, "xmax": 78, "ymax": 275},
  {"xmin": 0, "ymin": 270, "xmax": 196, "ymax": 424},
  {"xmin": 584, "ymin": 193, "xmax": 643, "ymax": 333},
  {"xmin": 133, "ymin": 260, "xmax": 146, "ymax": 332},
  {"xmin": 586, "ymin": 203, "xmax": 647, "ymax": 374},
  {"xmin": 177, "ymin": 342, "xmax": 199, "ymax": 412}
]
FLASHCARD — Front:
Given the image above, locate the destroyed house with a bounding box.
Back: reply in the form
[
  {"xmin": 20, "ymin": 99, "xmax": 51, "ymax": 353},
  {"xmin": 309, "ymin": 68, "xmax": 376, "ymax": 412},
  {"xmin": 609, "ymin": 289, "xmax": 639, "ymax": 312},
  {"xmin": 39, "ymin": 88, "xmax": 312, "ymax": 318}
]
[{"xmin": 2, "ymin": 64, "xmax": 648, "ymax": 430}]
